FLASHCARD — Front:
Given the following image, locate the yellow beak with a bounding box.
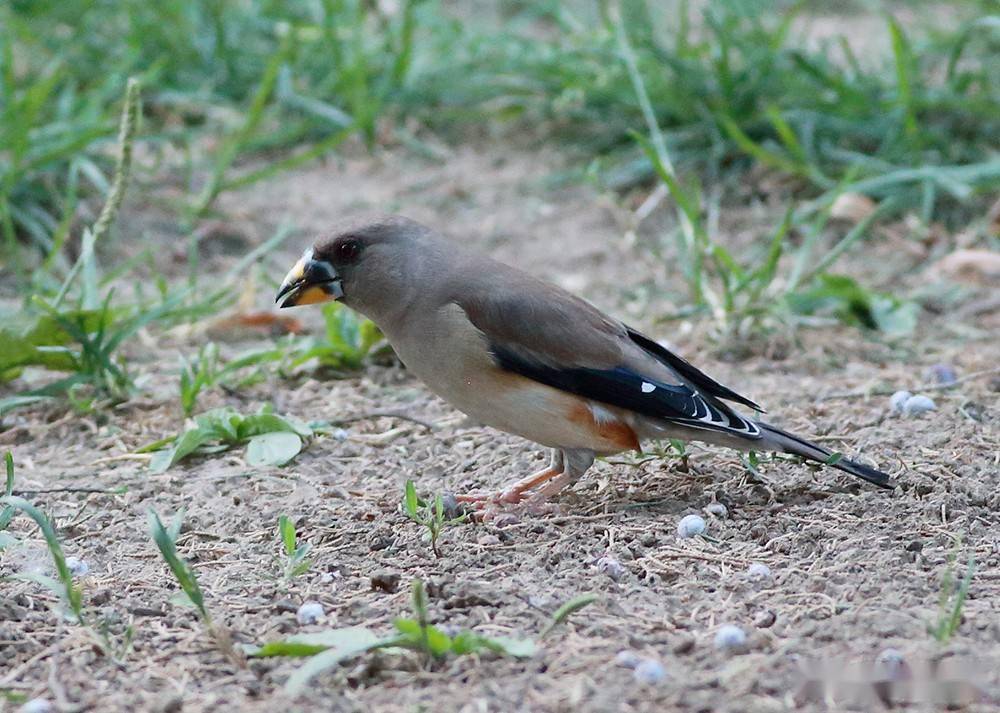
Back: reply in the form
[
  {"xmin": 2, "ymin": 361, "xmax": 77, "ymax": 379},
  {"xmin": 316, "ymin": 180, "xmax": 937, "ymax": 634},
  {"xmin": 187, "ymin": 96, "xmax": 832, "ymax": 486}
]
[{"xmin": 275, "ymin": 250, "xmax": 343, "ymax": 308}]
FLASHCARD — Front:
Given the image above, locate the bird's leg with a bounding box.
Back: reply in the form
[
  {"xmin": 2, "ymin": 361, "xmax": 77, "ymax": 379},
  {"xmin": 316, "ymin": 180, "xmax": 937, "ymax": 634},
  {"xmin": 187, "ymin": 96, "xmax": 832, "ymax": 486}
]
[
  {"xmin": 457, "ymin": 450, "xmax": 564, "ymax": 505},
  {"xmin": 526, "ymin": 449, "xmax": 594, "ymax": 503}
]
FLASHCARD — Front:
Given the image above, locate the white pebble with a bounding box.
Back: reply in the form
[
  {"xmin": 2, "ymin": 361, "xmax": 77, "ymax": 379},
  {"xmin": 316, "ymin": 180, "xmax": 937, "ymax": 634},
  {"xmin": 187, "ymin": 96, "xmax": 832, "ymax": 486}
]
[
  {"xmin": 632, "ymin": 658, "xmax": 667, "ymax": 684},
  {"xmin": 296, "ymin": 601, "xmax": 324, "ymax": 625},
  {"xmin": 747, "ymin": 563, "xmax": 772, "ymax": 582},
  {"xmin": 19, "ymin": 700, "xmax": 53, "ymax": 713},
  {"xmin": 331, "ymin": 428, "xmax": 349, "ymax": 441},
  {"xmin": 889, "ymin": 390, "xmax": 912, "ymax": 414},
  {"xmin": 902, "ymin": 394, "xmax": 936, "ymax": 417},
  {"xmin": 714, "ymin": 624, "xmax": 747, "ymax": 651},
  {"xmin": 703, "ymin": 502, "xmax": 728, "ymax": 518},
  {"xmin": 65, "ymin": 556, "xmax": 89, "ymax": 577},
  {"xmin": 676, "ymin": 514, "xmax": 706, "ymax": 539},
  {"xmin": 615, "ymin": 650, "xmax": 642, "ymax": 669},
  {"xmin": 596, "ymin": 555, "xmax": 625, "ymax": 581},
  {"xmin": 876, "ymin": 647, "xmax": 907, "ymax": 679}
]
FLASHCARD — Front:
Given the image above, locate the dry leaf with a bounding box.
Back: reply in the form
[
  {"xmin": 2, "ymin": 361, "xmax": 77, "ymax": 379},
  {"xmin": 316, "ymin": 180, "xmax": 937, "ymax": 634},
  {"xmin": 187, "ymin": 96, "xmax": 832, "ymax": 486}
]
[{"xmin": 934, "ymin": 249, "xmax": 1000, "ymax": 284}]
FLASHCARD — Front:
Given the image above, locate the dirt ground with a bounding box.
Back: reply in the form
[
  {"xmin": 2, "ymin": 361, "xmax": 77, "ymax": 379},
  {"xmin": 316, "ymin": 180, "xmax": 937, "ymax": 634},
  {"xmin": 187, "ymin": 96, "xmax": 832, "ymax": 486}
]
[{"xmin": 2, "ymin": 139, "xmax": 999, "ymax": 713}]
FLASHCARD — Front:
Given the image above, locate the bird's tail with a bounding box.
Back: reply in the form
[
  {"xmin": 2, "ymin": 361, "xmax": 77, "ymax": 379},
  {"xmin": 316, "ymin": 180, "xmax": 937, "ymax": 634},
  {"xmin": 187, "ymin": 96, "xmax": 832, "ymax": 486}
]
[{"xmin": 755, "ymin": 421, "xmax": 893, "ymax": 489}]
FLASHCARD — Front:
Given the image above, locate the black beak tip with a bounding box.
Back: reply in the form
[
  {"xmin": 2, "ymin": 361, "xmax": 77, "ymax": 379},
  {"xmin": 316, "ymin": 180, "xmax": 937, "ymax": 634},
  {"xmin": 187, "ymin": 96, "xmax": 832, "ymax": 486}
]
[{"xmin": 274, "ymin": 282, "xmax": 298, "ymax": 307}]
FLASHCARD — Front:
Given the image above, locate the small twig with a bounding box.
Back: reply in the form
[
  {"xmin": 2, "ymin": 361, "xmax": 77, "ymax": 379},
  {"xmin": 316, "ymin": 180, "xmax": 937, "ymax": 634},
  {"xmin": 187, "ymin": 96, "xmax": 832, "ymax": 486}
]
[
  {"xmin": 90, "ymin": 453, "xmax": 153, "ymax": 465},
  {"xmin": 329, "ymin": 411, "xmax": 435, "ymax": 432},
  {"xmin": 817, "ymin": 366, "xmax": 1000, "ymax": 402},
  {"xmin": 13, "ymin": 487, "xmax": 126, "ymax": 496}
]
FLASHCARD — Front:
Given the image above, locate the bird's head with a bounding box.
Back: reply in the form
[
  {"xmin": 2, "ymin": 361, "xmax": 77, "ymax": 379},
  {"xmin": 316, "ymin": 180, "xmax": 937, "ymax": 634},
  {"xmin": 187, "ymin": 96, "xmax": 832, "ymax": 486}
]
[{"xmin": 275, "ymin": 215, "xmax": 435, "ymax": 321}]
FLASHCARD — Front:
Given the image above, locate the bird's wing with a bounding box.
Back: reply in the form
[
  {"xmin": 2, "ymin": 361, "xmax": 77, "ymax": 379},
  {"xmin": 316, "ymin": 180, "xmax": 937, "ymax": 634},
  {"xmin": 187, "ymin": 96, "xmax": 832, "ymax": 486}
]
[{"xmin": 454, "ymin": 273, "xmax": 762, "ymax": 440}]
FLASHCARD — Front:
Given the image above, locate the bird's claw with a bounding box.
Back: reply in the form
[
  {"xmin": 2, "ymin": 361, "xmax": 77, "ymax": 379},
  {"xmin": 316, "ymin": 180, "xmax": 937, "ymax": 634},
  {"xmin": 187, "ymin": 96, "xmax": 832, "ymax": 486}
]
[{"xmin": 453, "ymin": 490, "xmax": 561, "ymax": 521}]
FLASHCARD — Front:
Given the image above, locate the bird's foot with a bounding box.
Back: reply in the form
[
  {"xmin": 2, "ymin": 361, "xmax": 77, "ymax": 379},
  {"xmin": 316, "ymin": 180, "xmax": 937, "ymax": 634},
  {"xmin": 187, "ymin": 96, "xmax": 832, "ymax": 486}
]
[
  {"xmin": 455, "ymin": 471, "xmax": 570, "ymax": 519},
  {"xmin": 455, "ymin": 488, "xmax": 528, "ymax": 506}
]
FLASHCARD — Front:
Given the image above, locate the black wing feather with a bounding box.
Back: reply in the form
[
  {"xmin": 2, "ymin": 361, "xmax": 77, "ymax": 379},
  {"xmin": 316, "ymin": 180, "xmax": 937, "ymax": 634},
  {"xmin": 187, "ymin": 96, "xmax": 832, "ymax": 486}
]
[
  {"xmin": 626, "ymin": 328, "xmax": 764, "ymax": 412},
  {"xmin": 490, "ymin": 343, "xmax": 762, "ymax": 440}
]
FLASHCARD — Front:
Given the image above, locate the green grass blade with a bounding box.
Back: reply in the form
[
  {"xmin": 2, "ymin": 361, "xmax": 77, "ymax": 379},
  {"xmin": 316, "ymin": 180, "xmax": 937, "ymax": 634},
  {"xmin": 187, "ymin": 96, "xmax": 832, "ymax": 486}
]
[
  {"xmin": 403, "ymin": 480, "xmax": 420, "ymax": 520},
  {"xmin": 541, "ymin": 592, "xmax": 598, "ymax": 638},
  {"xmin": 1, "ymin": 495, "xmax": 84, "ymax": 622},
  {"xmin": 148, "ymin": 508, "xmax": 209, "ymax": 622},
  {"xmin": 886, "ymin": 14, "xmax": 918, "ymax": 144}
]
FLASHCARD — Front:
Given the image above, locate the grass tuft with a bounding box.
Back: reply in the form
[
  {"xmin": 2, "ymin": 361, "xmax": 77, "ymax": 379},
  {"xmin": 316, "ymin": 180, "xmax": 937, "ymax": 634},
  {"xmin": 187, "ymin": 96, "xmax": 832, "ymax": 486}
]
[
  {"xmin": 401, "ymin": 480, "xmax": 468, "ymax": 558},
  {"xmin": 278, "ymin": 515, "xmax": 313, "ymax": 581},
  {"xmin": 930, "ymin": 546, "xmax": 975, "ymax": 644}
]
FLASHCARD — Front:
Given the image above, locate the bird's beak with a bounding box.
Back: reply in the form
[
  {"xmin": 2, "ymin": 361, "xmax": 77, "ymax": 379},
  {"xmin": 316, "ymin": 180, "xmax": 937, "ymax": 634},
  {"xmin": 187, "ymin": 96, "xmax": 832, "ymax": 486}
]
[{"xmin": 275, "ymin": 249, "xmax": 344, "ymax": 308}]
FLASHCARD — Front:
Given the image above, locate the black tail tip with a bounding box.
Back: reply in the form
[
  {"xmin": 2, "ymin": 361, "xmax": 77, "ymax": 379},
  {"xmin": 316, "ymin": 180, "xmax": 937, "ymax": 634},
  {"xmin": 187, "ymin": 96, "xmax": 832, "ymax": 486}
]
[{"xmin": 833, "ymin": 456, "xmax": 894, "ymax": 490}]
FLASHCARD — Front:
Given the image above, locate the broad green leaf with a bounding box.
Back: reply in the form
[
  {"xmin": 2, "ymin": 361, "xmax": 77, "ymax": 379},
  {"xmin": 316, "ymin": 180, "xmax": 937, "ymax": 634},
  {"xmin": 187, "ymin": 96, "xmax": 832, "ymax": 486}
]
[
  {"xmin": 194, "ymin": 407, "xmax": 242, "ymax": 443},
  {"xmin": 246, "ymin": 432, "xmax": 302, "ymax": 467},
  {"xmin": 483, "ymin": 636, "xmax": 536, "ymax": 658},
  {"xmin": 403, "ymin": 480, "xmax": 419, "ymax": 519},
  {"xmin": 451, "ymin": 632, "xmax": 536, "ymax": 658},
  {"xmin": 278, "ymin": 515, "xmax": 296, "ymax": 556},
  {"xmin": 0, "ymin": 396, "xmax": 53, "ymax": 417},
  {"xmin": 787, "ymin": 274, "xmax": 916, "ymax": 334},
  {"xmin": 0, "ymin": 310, "xmax": 109, "ymax": 377},
  {"xmin": 284, "ymin": 633, "xmax": 401, "ymax": 695},
  {"xmin": 254, "ymin": 627, "xmax": 381, "ymax": 658},
  {"xmin": 149, "ymin": 427, "xmax": 212, "ymax": 473},
  {"xmin": 393, "ymin": 618, "xmax": 453, "ymax": 657},
  {"xmin": 238, "ymin": 414, "xmax": 311, "ymax": 440}
]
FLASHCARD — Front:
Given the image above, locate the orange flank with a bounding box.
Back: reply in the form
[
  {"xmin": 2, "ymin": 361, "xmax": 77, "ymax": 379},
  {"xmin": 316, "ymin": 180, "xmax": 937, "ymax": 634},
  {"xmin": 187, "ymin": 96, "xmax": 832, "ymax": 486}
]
[{"xmin": 567, "ymin": 401, "xmax": 640, "ymax": 453}]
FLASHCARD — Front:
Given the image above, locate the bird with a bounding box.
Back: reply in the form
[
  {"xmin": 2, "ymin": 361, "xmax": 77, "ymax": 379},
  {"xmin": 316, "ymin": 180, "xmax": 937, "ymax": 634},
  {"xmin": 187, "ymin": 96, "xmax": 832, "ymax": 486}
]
[{"xmin": 275, "ymin": 215, "xmax": 892, "ymax": 506}]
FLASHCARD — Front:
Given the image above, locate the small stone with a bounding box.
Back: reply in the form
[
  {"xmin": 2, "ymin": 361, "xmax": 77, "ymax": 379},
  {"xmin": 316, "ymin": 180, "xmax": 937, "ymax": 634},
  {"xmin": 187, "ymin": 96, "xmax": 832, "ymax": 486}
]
[
  {"xmin": 65, "ymin": 556, "xmax": 89, "ymax": 577},
  {"xmin": 754, "ymin": 610, "xmax": 777, "ymax": 628},
  {"xmin": 889, "ymin": 390, "xmax": 912, "ymax": 414},
  {"xmin": 615, "ymin": 650, "xmax": 641, "ymax": 668},
  {"xmin": 902, "ymin": 394, "xmax": 936, "ymax": 417},
  {"xmin": 370, "ymin": 572, "xmax": 400, "ymax": 593},
  {"xmin": 632, "ymin": 658, "xmax": 667, "ymax": 685},
  {"xmin": 671, "ymin": 635, "xmax": 696, "ymax": 654},
  {"xmin": 19, "ymin": 700, "xmax": 53, "ymax": 713},
  {"xmin": 272, "ymin": 598, "xmax": 298, "ymax": 613},
  {"xmin": 440, "ymin": 493, "xmax": 462, "ymax": 520},
  {"xmin": 155, "ymin": 695, "xmax": 183, "ymax": 713},
  {"xmin": 296, "ymin": 601, "xmax": 324, "ymax": 625},
  {"xmin": 676, "ymin": 514, "xmax": 706, "ymax": 539},
  {"xmin": 714, "ymin": 624, "xmax": 747, "ymax": 651},
  {"xmin": 527, "ymin": 595, "xmax": 551, "ymax": 609},
  {"xmin": 960, "ymin": 401, "xmax": 986, "ymax": 422},
  {"xmin": 596, "ymin": 555, "xmax": 625, "ymax": 581},
  {"xmin": 875, "ymin": 648, "xmax": 909, "ymax": 680},
  {"xmin": 747, "ymin": 563, "xmax": 772, "ymax": 582},
  {"xmin": 926, "ymin": 364, "xmax": 958, "ymax": 386},
  {"xmin": 703, "ymin": 502, "xmax": 728, "ymax": 518},
  {"xmin": 331, "ymin": 428, "xmax": 349, "ymax": 441}
]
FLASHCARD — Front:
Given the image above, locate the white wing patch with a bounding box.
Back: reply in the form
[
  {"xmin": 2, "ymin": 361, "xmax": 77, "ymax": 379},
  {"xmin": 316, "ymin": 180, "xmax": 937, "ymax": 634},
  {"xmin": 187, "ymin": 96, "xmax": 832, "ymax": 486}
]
[
  {"xmin": 641, "ymin": 382, "xmax": 656, "ymax": 393},
  {"xmin": 588, "ymin": 403, "xmax": 618, "ymax": 424}
]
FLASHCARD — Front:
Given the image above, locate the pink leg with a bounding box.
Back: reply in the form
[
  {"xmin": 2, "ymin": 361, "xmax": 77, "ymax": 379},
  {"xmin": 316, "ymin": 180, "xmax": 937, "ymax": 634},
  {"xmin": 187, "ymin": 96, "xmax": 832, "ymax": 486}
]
[{"xmin": 456, "ymin": 465, "xmax": 563, "ymax": 505}]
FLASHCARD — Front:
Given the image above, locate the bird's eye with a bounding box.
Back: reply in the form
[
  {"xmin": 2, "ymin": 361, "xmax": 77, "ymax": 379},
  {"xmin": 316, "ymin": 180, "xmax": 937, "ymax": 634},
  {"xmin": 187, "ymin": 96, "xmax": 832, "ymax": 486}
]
[{"xmin": 335, "ymin": 238, "xmax": 361, "ymax": 263}]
